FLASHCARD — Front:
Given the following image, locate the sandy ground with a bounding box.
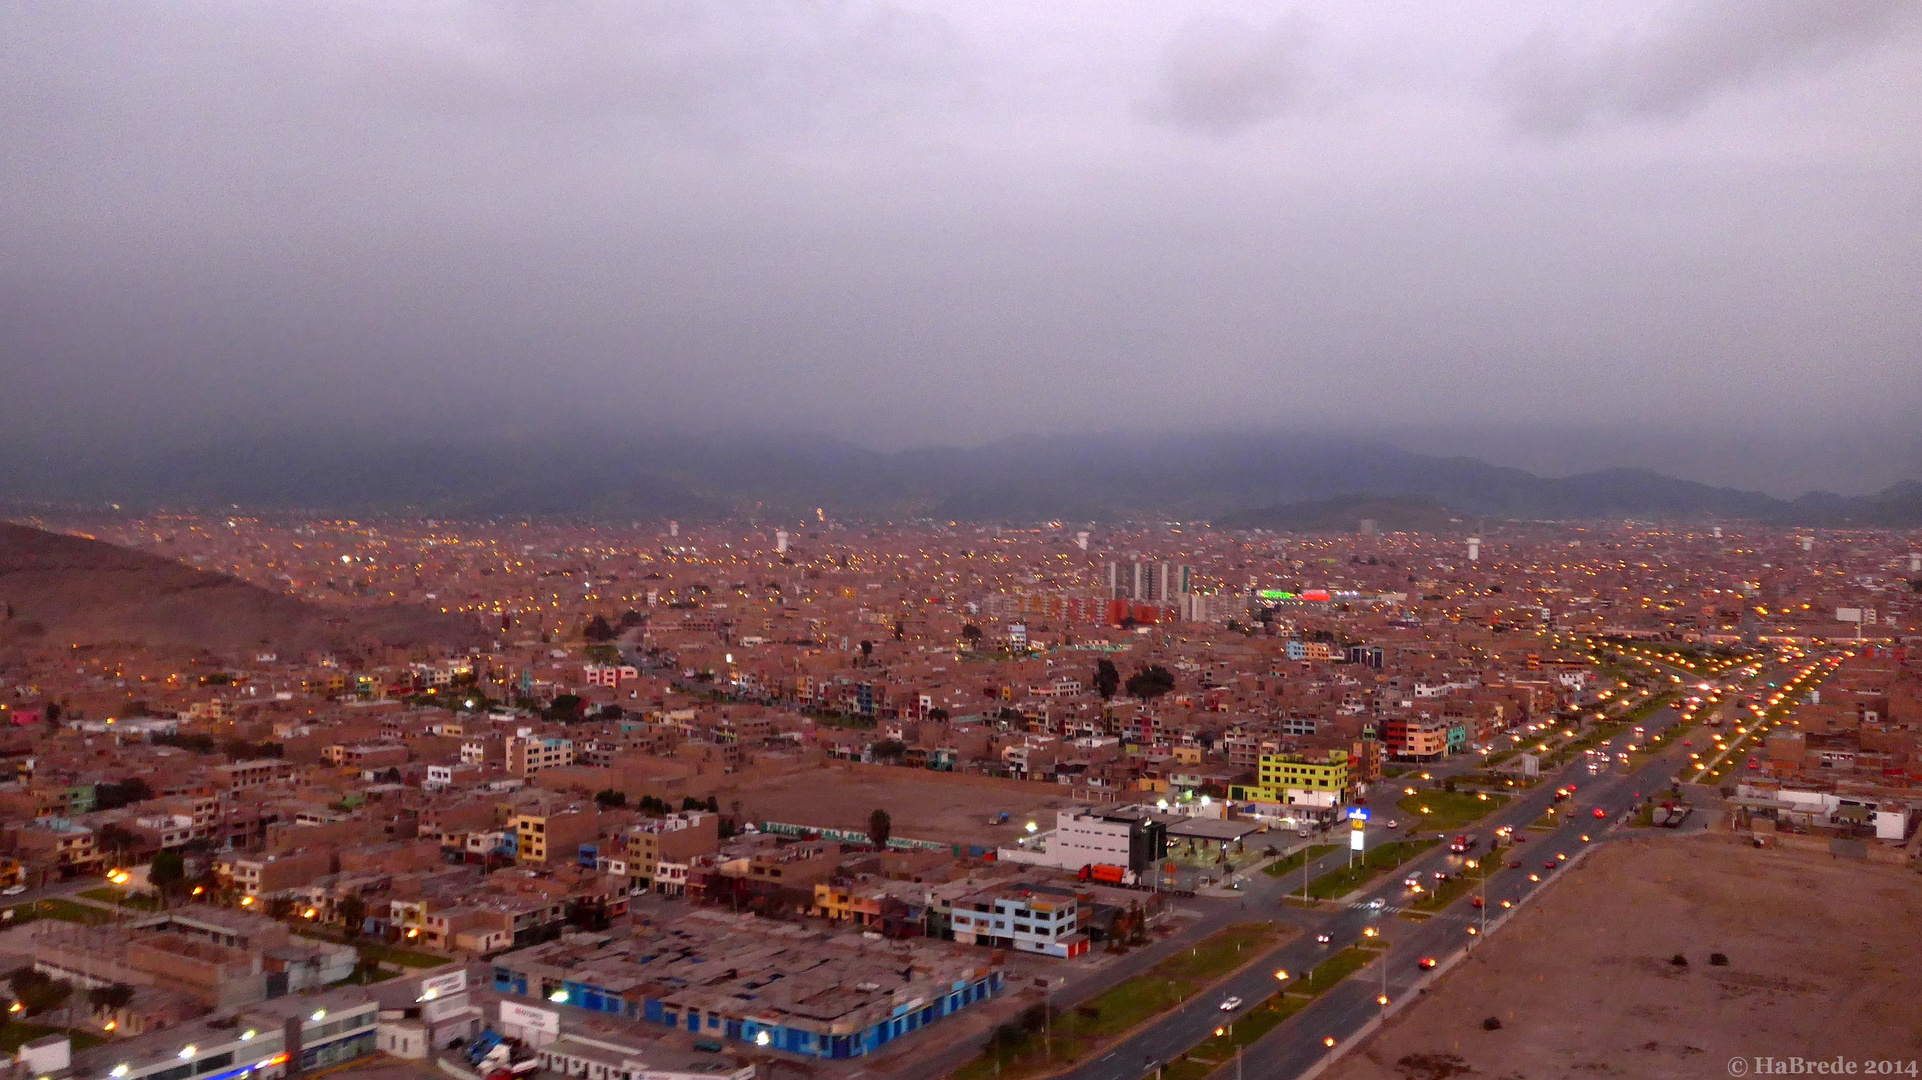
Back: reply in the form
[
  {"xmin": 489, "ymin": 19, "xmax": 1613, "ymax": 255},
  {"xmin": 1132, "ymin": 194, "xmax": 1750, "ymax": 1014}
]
[
  {"xmin": 1330, "ymin": 833, "xmax": 1922, "ymax": 1080},
  {"xmin": 718, "ymin": 766, "xmax": 1083, "ymax": 847}
]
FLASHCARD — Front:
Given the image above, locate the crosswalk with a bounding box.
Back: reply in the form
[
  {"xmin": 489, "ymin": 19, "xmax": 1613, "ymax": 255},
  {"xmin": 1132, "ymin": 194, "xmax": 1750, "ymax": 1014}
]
[{"xmin": 1345, "ymin": 899, "xmax": 1475, "ymax": 921}]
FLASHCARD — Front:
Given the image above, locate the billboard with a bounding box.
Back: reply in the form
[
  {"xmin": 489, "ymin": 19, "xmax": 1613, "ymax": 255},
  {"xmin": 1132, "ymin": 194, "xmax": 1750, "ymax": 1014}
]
[
  {"xmin": 418, "ymin": 970, "xmax": 467, "ymax": 1001},
  {"xmin": 1346, "ymin": 806, "xmax": 1370, "ymax": 821},
  {"xmin": 499, "ymin": 1001, "xmax": 559, "ymax": 1037}
]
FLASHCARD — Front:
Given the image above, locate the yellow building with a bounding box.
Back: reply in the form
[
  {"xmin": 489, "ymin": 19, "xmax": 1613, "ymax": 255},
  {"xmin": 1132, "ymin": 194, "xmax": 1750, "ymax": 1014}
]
[{"xmin": 1254, "ymin": 750, "xmax": 1351, "ymax": 805}]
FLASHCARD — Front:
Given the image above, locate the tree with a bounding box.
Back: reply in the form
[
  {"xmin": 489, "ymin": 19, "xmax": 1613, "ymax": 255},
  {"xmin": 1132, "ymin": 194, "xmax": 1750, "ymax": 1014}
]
[
  {"xmin": 1124, "ymin": 665, "xmax": 1176, "ymax": 700},
  {"xmin": 95, "ymin": 777, "xmax": 155, "ymax": 811},
  {"xmin": 871, "ymin": 739, "xmax": 907, "ymax": 764},
  {"xmin": 867, "ymin": 808, "xmax": 892, "ymax": 850},
  {"xmin": 859, "ymin": 639, "xmax": 874, "ymax": 661},
  {"xmin": 338, "ymin": 895, "xmax": 367, "ymax": 940},
  {"xmin": 1094, "ymin": 659, "xmax": 1120, "ymax": 700},
  {"xmin": 545, "ymin": 694, "xmax": 584, "ymax": 722},
  {"xmin": 582, "ymin": 615, "xmax": 616, "ymax": 642},
  {"xmin": 960, "ymin": 624, "xmax": 983, "ymax": 647},
  {"xmin": 928, "ymin": 707, "xmax": 949, "ymax": 722},
  {"xmin": 87, "ymin": 983, "xmax": 135, "ymax": 1013},
  {"xmin": 149, "ymin": 849, "xmax": 186, "ymax": 893},
  {"xmin": 595, "ymin": 789, "xmax": 628, "ymax": 810},
  {"xmin": 96, "ymin": 823, "xmax": 141, "ymax": 866},
  {"xmin": 10, "ymin": 969, "xmax": 71, "ymax": 1017}
]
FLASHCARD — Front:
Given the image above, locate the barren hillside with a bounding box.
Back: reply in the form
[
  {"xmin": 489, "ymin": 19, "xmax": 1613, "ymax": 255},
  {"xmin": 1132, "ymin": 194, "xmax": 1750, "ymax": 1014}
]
[{"xmin": 0, "ymin": 521, "xmax": 483, "ymax": 655}]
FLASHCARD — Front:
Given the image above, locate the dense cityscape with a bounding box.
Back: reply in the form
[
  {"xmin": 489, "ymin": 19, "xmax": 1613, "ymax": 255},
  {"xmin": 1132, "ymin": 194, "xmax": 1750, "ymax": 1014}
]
[
  {"xmin": 7, "ymin": 2, "xmax": 1922, "ymax": 1079},
  {"xmin": 0, "ymin": 513, "xmax": 1913, "ymax": 1080}
]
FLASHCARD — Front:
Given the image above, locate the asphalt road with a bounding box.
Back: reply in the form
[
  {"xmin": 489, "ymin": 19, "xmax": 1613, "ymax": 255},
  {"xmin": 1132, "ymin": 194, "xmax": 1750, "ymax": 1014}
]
[{"xmin": 1056, "ymin": 699, "xmax": 1706, "ymax": 1080}]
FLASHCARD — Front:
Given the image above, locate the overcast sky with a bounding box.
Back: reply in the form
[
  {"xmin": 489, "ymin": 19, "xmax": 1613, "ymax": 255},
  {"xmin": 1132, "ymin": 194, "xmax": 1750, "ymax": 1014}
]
[{"xmin": 3, "ymin": 1, "xmax": 1919, "ymax": 491}]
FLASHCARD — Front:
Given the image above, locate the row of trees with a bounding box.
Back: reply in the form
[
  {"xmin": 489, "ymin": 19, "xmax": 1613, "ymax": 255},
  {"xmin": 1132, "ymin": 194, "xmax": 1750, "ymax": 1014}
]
[
  {"xmin": 1093, "ymin": 659, "xmax": 1176, "ymax": 701},
  {"xmin": 593, "ymin": 791, "xmax": 721, "ymax": 816}
]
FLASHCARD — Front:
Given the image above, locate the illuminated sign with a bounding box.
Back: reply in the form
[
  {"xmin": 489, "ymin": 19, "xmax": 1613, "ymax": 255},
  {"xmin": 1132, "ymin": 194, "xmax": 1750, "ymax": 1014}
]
[
  {"xmin": 1257, "ymin": 590, "xmax": 1297, "ymax": 601},
  {"xmin": 1346, "ymin": 806, "xmax": 1370, "ymax": 821},
  {"xmin": 418, "ymin": 970, "xmax": 467, "ymax": 1001}
]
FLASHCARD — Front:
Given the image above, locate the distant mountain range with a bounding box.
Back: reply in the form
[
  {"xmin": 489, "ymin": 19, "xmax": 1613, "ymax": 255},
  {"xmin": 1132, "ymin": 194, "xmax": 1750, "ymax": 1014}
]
[
  {"xmin": 2, "ymin": 431, "xmax": 1917, "ymax": 526},
  {"xmin": 0, "ymin": 522, "xmax": 482, "ymax": 655}
]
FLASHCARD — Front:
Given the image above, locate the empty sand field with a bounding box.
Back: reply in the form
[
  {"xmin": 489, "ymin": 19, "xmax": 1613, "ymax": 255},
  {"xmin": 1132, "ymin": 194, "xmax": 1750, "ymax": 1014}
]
[
  {"xmin": 1329, "ymin": 833, "xmax": 1922, "ymax": 1080},
  {"xmin": 717, "ymin": 765, "xmax": 1087, "ymax": 847}
]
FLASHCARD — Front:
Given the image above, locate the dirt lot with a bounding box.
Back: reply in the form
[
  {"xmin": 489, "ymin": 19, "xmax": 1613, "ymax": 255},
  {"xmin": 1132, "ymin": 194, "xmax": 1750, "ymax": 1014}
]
[
  {"xmin": 1330, "ymin": 833, "xmax": 1922, "ymax": 1080},
  {"xmin": 716, "ymin": 765, "xmax": 1084, "ymax": 847}
]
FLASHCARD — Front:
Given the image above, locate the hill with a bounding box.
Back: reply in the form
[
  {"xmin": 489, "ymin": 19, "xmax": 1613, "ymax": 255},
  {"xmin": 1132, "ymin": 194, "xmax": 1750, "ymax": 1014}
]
[
  {"xmin": 1214, "ymin": 495, "xmax": 1468, "ymax": 533},
  {"xmin": 0, "ymin": 522, "xmax": 483, "ymax": 655},
  {"xmin": 2, "ymin": 431, "xmax": 1917, "ymax": 526}
]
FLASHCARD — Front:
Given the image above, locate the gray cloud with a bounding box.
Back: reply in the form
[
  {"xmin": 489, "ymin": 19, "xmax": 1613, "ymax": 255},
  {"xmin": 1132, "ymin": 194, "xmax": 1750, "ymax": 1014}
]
[
  {"xmin": 1496, "ymin": 0, "xmax": 1913, "ymax": 136},
  {"xmin": 1143, "ymin": 13, "xmax": 1314, "ymax": 135},
  {"xmin": 0, "ymin": 2, "xmax": 1918, "ymax": 493}
]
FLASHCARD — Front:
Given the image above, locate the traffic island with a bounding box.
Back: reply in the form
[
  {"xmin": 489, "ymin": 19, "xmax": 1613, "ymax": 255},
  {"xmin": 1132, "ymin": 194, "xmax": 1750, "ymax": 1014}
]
[
  {"xmin": 1307, "ymin": 838, "xmax": 1442, "ymax": 902},
  {"xmin": 1159, "ymin": 942, "xmax": 1388, "ymax": 1080},
  {"xmin": 950, "ymin": 922, "xmax": 1286, "ymax": 1080}
]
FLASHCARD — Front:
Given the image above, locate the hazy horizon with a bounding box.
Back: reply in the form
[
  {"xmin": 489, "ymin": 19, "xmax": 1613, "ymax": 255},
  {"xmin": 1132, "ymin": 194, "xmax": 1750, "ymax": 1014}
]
[{"xmin": 4, "ymin": 2, "xmax": 1920, "ymax": 496}]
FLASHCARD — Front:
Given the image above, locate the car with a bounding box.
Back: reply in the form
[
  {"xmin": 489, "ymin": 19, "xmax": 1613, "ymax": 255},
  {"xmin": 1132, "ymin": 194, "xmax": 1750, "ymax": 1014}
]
[
  {"xmin": 1385, "ymin": 819, "xmax": 1399, "ymax": 829},
  {"xmin": 1418, "ymin": 957, "xmax": 1438, "ymax": 969},
  {"xmin": 1470, "ymin": 895, "xmax": 1485, "ymax": 907},
  {"xmin": 1316, "ymin": 932, "xmax": 1331, "ymax": 944},
  {"xmin": 1403, "ymin": 875, "xmax": 1422, "ymax": 889},
  {"xmin": 0, "ymin": 885, "xmax": 22, "ymax": 896},
  {"xmin": 1219, "ymin": 997, "xmax": 1243, "ymax": 1011},
  {"xmin": 1593, "ymin": 807, "xmax": 1607, "ymax": 818},
  {"xmin": 1432, "ymin": 870, "xmax": 1450, "ymax": 882},
  {"xmin": 1508, "ymin": 860, "xmax": 1522, "ymax": 869},
  {"xmin": 693, "ymin": 1040, "xmax": 724, "ymax": 1053},
  {"xmin": 1543, "ymin": 860, "xmax": 1557, "ymax": 870},
  {"xmin": 1366, "ymin": 898, "xmax": 1386, "ymax": 911}
]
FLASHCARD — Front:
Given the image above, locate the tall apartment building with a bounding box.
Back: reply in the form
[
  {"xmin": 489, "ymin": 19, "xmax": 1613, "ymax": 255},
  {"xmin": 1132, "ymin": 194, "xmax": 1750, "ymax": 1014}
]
[
  {"xmin": 1383, "ymin": 715, "xmax": 1448, "ymax": 761},
  {"xmin": 1105, "ymin": 561, "xmax": 1193, "ymax": 603},
  {"xmin": 506, "ymin": 735, "xmax": 574, "ymax": 776},
  {"xmin": 1048, "ymin": 808, "xmax": 1167, "ymax": 877},
  {"xmin": 1253, "ymin": 750, "xmax": 1352, "ymax": 808},
  {"xmin": 512, "ymin": 809, "xmax": 599, "ymax": 866},
  {"xmin": 624, "ymin": 811, "xmax": 720, "ymax": 892},
  {"xmin": 949, "ymin": 884, "xmax": 1089, "ymax": 958}
]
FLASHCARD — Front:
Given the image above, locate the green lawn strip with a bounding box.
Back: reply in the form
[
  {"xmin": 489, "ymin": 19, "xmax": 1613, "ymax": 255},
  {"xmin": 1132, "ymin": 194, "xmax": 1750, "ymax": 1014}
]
[
  {"xmin": 1394, "ymin": 790, "xmax": 1508, "ymax": 833},
  {"xmin": 949, "ymin": 923, "xmax": 1281, "ymax": 1080},
  {"xmin": 77, "ymin": 888, "xmax": 163, "ymax": 911},
  {"xmin": 1153, "ymin": 923, "xmax": 1280, "ymax": 982},
  {"xmin": 1407, "ymin": 862, "xmax": 1494, "ymax": 913},
  {"xmin": 1161, "ymin": 944, "xmax": 1385, "ymax": 1080},
  {"xmin": 0, "ymin": 1022, "xmax": 105, "ymax": 1053},
  {"xmin": 11, "ymin": 898, "xmax": 114, "ymax": 925},
  {"xmin": 1261, "ymin": 844, "xmax": 1338, "ymax": 880},
  {"xmin": 359, "ymin": 942, "xmax": 453, "ymax": 968},
  {"xmin": 1526, "ymin": 808, "xmax": 1566, "ymax": 832},
  {"xmin": 1304, "ymin": 839, "xmax": 1440, "ymax": 901}
]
